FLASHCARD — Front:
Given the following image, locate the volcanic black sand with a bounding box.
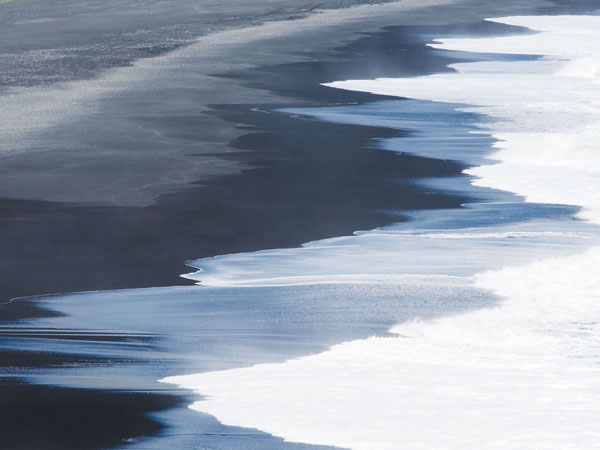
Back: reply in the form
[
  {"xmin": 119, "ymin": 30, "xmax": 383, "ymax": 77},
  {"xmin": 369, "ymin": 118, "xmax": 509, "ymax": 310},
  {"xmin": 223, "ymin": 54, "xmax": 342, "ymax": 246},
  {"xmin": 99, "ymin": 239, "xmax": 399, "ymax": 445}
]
[
  {"xmin": 1, "ymin": 1, "xmax": 595, "ymax": 448},
  {"xmin": 0, "ymin": 379, "xmax": 182, "ymax": 450}
]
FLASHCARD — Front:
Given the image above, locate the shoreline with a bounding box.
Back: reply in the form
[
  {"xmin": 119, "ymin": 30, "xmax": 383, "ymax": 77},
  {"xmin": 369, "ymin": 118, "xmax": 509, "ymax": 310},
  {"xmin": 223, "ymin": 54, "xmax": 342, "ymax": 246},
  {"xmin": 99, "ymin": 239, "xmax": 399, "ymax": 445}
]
[
  {"xmin": 162, "ymin": 8, "xmax": 600, "ymax": 450},
  {"xmin": 0, "ymin": 17, "xmax": 478, "ymax": 450},
  {"xmin": 0, "ymin": 18, "xmax": 476, "ymax": 317},
  {"xmin": 1, "ymin": 1, "xmax": 592, "ymax": 449},
  {"xmin": 0, "ymin": 0, "xmax": 573, "ymax": 312}
]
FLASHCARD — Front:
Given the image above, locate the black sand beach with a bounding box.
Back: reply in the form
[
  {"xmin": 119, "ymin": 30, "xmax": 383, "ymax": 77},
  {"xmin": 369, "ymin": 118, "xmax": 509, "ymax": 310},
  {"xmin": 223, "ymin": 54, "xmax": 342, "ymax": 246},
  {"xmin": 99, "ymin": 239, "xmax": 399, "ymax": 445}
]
[
  {"xmin": 0, "ymin": 20, "xmax": 467, "ymax": 448},
  {"xmin": 0, "ymin": 104, "xmax": 466, "ymax": 309},
  {"xmin": 0, "ymin": 10, "xmax": 541, "ymax": 313},
  {"xmin": 1, "ymin": 0, "xmax": 596, "ymax": 448}
]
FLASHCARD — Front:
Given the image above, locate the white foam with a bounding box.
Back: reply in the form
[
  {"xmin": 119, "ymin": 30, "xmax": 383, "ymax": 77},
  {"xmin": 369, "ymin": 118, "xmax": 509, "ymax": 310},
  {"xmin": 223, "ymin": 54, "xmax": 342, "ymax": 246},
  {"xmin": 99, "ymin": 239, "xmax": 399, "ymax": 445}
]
[
  {"xmin": 163, "ymin": 15, "xmax": 600, "ymax": 449},
  {"xmin": 327, "ymin": 16, "xmax": 600, "ymax": 222},
  {"xmin": 182, "ymin": 221, "xmax": 596, "ymax": 287},
  {"xmin": 165, "ymin": 248, "xmax": 600, "ymax": 450}
]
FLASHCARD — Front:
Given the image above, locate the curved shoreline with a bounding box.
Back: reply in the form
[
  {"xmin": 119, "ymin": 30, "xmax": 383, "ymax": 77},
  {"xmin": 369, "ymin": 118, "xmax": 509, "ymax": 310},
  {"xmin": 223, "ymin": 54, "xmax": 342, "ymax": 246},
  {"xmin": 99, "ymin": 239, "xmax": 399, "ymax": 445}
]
[
  {"xmin": 1, "ymin": 1, "xmax": 593, "ymax": 449},
  {"xmin": 163, "ymin": 12, "xmax": 600, "ymax": 450}
]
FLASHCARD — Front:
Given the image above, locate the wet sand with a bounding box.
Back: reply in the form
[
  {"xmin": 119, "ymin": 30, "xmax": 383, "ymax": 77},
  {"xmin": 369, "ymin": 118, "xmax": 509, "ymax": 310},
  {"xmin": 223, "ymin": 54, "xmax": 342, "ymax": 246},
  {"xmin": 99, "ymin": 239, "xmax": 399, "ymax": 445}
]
[{"xmin": 0, "ymin": 379, "xmax": 181, "ymax": 450}]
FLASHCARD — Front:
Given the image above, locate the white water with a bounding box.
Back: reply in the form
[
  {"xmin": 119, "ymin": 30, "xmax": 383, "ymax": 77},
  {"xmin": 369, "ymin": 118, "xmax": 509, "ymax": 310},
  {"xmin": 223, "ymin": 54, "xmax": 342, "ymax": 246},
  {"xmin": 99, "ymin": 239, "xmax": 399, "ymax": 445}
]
[
  {"xmin": 329, "ymin": 15, "xmax": 600, "ymax": 223},
  {"xmin": 163, "ymin": 15, "xmax": 600, "ymax": 449}
]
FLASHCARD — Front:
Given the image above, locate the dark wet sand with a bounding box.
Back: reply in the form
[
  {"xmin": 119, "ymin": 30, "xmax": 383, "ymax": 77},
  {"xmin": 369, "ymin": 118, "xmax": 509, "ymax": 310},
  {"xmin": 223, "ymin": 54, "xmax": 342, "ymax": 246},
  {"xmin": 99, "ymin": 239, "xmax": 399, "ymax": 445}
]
[{"xmin": 0, "ymin": 378, "xmax": 181, "ymax": 450}]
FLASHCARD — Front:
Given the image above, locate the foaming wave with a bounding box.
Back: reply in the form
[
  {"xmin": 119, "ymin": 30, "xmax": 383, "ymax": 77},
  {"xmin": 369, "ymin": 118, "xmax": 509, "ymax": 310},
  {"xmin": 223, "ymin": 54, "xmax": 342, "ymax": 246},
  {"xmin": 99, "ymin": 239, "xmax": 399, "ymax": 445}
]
[
  {"xmin": 327, "ymin": 15, "xmax": 600, "ymax": 221},
  {"xmin": 163, "ymin": 15, "xmax": 600, "ymax": 449},
  {"xmin": 165, "ymin": 247, "xmax": 600, "ymax": 450},
  {"xmin": 182, "ymin": 219, "xmax": 596, "ymax": 287},
  {"xmin": 558, "ymin": 55, "xmax": 600, "ymax": 80}
]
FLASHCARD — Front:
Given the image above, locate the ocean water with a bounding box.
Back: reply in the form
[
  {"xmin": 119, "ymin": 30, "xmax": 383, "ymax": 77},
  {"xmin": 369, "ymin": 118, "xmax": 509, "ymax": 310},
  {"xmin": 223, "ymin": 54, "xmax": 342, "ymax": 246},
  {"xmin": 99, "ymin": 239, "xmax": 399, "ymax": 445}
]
[{"xmin": 163, "ymin": 14, "xmax": 600, "ymax": 450}]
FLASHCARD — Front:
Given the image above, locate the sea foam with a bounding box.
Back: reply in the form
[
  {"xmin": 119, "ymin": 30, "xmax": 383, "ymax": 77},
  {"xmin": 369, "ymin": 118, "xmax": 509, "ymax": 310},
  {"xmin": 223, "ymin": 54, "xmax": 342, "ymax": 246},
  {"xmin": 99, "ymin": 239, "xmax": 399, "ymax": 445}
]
[{"xmin": 163, "ymin": 16, "xmax": 600, "ymax": 449}]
